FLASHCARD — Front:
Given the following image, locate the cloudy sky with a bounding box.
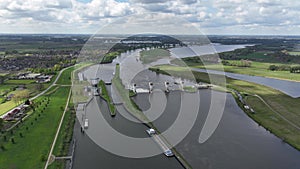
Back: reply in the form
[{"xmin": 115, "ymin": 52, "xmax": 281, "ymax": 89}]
[{"xmin": 0, "ymin": 0, "xmax": 299, "ymax": 35}]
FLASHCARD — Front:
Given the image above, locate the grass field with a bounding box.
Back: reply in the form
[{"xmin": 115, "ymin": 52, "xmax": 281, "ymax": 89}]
[
  {"xmin": 0, "ymin": 85, "xmax": 15, "ymax": 95},
  {"xmin": 152, "ymin": 64, "xmax": 300, "ymax": 150},
  {"xmin": 5, "ymin": 79, "xmax": 36, "ymax": 85},
  {"xmin": 192, "ymin": 60, "xmax": 300, "ymax": 82},
  {"xmin": 0, "ymin": 86, "xmax": 70, "ymax": 169},
  {"xmin": 48, "ymin": 101, "xmax": 75, "ymax": 169},
  {"xmin": 0, "ymin": 100, "xmax": 18, "ymax": 116},
  {"xmin": 55, "ymin": 67, "xmax": 74, "ymax": 85},
  {"xmin": 288, "ymin": 51, "xmax": 300, "ymax": 56},
  {"xmin": 140, "ymin": 48, "xmax": 170, "ymax": 64},
  {"xmin": 0, "ymin": 83, "xmax": 48, "ymax": 116}
]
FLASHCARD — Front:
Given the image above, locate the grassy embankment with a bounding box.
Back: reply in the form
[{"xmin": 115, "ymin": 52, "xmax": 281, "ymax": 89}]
[
  {"xmin": 55, "ymin": 67, "xmax": 74, "ymax": 85},
  {"xmin": 112, "ymin": 64, "xmax": 150, "ymax": 123},
  {"xmin": 98, "ymin": 80, "xmax": 116, "ymax": 116},
  {"xmin": 0, "ymin": 86, "xmax": 70, "ymax": 169},
  {"xmin": 188, "ymin": 60, "xmax": 300, "ymax": 82},
  {"xmin": 48, "ymin": 101, "xmax": 75, "ymax": 169},
  {"xmin": 151, "ymin": 64, "xmax": 300, "ymax": 151},
  {"xmin": 140, "ymin": 48, "xmax": 170, "ymax": 64},
  {"xmin": 100, "ymin": 51, "xmax": 121, "ymax": 64}
]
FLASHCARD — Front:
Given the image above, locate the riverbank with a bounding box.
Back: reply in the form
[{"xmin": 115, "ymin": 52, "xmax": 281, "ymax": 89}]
[{"xmin": 150, "ymin": 64, "xmax": 300, "ymax": 151}]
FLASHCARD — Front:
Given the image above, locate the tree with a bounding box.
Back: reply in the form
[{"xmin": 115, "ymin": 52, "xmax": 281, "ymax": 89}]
[
  {"xmin": 290, "ymin": 66, "xmax": 300, "ymax": 73},
  {"xmin": 53, "ymin": 64, "xmax": 62, "ymax": 71},
  {"xmin": 11, "ymin": 137, "xmax": 15, "ymax": 144},
  {"xmin": 269, "ymin": 65, "xmax": 278, "ymax": 71},
  {"xmin": 0, "ymin": 118, "xmax": 3, "ymax": 130},
  {"xmin": 35, "ymin": 83, "xmax": 44, "ymax": 91},
  {"xmin": 12, "ymin": 89, "xmax": 30, "ymax": 105}
]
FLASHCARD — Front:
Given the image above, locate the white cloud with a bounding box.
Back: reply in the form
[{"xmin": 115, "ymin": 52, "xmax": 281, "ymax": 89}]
[{"xmin": 0, "ymin": 0, "xmax": 299, "ymax": 35}]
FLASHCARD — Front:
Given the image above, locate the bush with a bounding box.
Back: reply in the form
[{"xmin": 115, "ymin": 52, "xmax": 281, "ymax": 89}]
[
  {"xmin": 269, "ymin": 64, "xmax": 291, "ymax": 71},
  {"xmin": 40, "ymin": 154, "xmax": 47, "ymax": 162},
  {"xmin": 290, "ymin": 66, "xmax": 300, "ymax": 73},
  {"xmin": 0, "ymin": 144, "xmax": 6, "ymax": 151},
  {"xmin": 269, "ymin": 65, "xmax": 278, "ymax": 71}
]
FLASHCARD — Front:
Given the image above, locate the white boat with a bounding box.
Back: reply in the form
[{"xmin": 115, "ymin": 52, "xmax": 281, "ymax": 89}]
[
  {"xmin": 164, "ymin": 150, "xmax": 174, "ymax": 157},
  {"xmin": 195, "ymin": 84, "xmax": 209, "ymax": 89},
  {"xmin": 146, "ymin": 128, "xmax": 156, "ymax": 135},
  {"xmin": 84, "ymin": 119, "xmax": 89, "ymax": 129}
]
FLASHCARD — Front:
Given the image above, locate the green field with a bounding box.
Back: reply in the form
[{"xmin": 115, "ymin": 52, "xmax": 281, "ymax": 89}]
[
  {"xmin": 140, "ymin": 48, "xmax": 170, "ymax": 64},
  {"xmin": 0, "ymin": 86, "xmax": 70, "ymax": 169},
  {"xmin": 48, "ymin": 101, "xmax": 75, "ymax": 169},
  {"xmin": 0, "ymin": 85, "xmax": 16, "ymax": 95},
  {"xmin": 0, "ymin": 83, "xmax": 48, "ymax": 116},
  {"xmin": 55, "ymin": 67, "xmax": 74, "ymax": 85},
  {"xmin": 0, "ymin": 100, "xmax": 18, "ymax": 116},
  {"xmin": 288, "ymin": 51, "xmax": 300, "ymax": 56},
  {"xmin": 5, "ymin": 79, "xmax": 36, "ymax": 85},
  {"xmin": 152, "ymin": 64, "xmax": 300, "ymax": 150},
  {"xmin": 192, "ymin": 60, "xmax": 300, "ymax": 82}
]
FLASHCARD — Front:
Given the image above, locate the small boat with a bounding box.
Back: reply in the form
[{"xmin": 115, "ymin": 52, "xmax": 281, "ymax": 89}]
[
  {"xmin": 146, "ymin": 128, "xmax": 156, "ymax": 136},
  {"xmin": 164, "ymin": 150, "xmax": 174, "ymax": 157},
  {"xmin": 84, "ymin": 119, "xmax": 89, "ymax": 129},
  {"xmin": 195, "ymin": 84, "xmax": 209, "ymax": 89}
]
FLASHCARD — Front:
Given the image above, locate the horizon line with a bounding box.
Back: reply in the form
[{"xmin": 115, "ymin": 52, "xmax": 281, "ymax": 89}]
[{"xmin": 0, "ymin": 33, "xmax": 300, "ymax": 37}]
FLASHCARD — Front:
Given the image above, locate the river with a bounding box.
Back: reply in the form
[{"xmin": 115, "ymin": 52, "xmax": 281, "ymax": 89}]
[
  {"xmin": 192, "ymin": 68, "xmax": 300, "ymax": 98},
  {"xmin": 169, "ymin": 44, "xmax": 253, "ymax": 58},
  {"xmin": 133, "ymin": 91, "xmax": 300, "ymax": 169},
  {"xmin": 71, "ymin": 44, "xmax": 300, "ymax": 169}
]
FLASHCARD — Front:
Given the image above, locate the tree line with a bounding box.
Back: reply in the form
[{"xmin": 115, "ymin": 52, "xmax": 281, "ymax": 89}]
[{"xmin": 269, "ymin": 64, "xmax": 300, "ymax": 73}]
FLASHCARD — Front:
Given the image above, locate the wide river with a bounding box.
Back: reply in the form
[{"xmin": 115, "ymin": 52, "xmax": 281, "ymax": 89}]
[{"xmin": 71, "ymin": 44, "xmax": 300, "ymax": 169}]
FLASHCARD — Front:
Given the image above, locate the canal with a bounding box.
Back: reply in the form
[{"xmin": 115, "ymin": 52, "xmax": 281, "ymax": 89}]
[
  {"xmin": 72, "ymin": 94, "xmax": 183, "ymax": 169},
  {"xmin": 133, "ymin": 90, "xmax": 300, "ymax": 169},
  {"xmin": 71, "ymin": 45, "xmax": 300, "ymax": 169}
]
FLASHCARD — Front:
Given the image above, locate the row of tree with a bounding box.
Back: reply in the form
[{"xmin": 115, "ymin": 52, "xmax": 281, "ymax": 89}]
[
  {"xmin": 222, "ymin": 59, "xmax": 252, "ymax": 67},
  {"xmin": 268, "ymin": 65, "xmax": 300, "ymax": 73}
]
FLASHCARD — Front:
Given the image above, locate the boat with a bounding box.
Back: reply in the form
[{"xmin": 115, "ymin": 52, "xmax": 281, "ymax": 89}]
[
  {"xmin": 164, "ymin": 149, "xmax": 174, "ymax": 157},
  {"xmin": 195, "ymin": 83, "xmax": 210, "ymax": 89},
  {"xmin": 146, "ymin": 128, "xmax": 156, "ymax": 136},
  {"xmin": 84, "ymin": 119, "xmax": 89, "ymax": 129}
]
